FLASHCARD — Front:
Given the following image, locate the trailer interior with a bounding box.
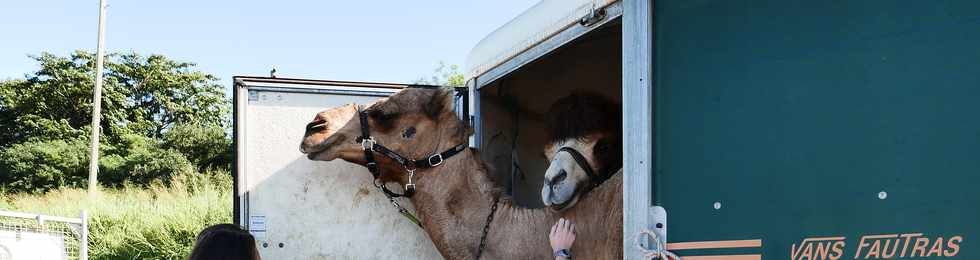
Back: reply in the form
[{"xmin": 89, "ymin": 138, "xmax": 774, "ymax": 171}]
[{"xmin": 477, "ymin": 20, "xmax": 622, "ymax": 208}]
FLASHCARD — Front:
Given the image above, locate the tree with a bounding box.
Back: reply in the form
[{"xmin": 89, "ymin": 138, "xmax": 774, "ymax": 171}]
[
  {"xmin": 414, "ymin": 62, "xmax": 465, "ymax": 88},
  {"xmin": 0, "ymin": 51, "xmax": 231, "ymax": 193},
  {"xmin": 0, "ymin": 51, "xmax": 228, "ymax": 148},
  {"xmin": 0, "ymin": 138, "xmax": 89, "ymax": 193},
  {"xmin": 161, "ymin": 123, "xmax": 232, "ymax": 171}
]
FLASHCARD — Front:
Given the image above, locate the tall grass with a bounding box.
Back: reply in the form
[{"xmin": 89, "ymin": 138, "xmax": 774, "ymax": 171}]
[{"xmin": 0, "ymin": 171, "xmax": 233, "ymax": 260}]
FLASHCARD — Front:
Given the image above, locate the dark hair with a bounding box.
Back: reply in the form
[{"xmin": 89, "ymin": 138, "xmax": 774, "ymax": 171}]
[
  {"xmin": 545, "ymin": 92, "xmax": 623, "ymax": 176},
  {"xmin": 188, "ymin": 224, "xmax": 260, "ymax": 260},
  {"xmin": 544, "ymin": 92, "xmax": 621, "ymax": 143}
]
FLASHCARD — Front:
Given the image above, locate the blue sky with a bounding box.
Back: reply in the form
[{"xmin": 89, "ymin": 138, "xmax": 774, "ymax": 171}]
[{"xmin": 0, "ymin": 0, "xmax": 537, "ymax": 87}]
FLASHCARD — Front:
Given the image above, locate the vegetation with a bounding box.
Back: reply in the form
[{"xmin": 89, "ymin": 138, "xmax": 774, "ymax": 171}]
[
  {"xmin": 0, "ymin": 51, "xmax": 232, "ymax": 259},
  {"xmin": 0, "ymin": 51, "xmax": 231, "ymax": 193},
  {"xmin": 0, "ymin": 52, "xmax": 460, "ymax": 259},
  {"xmin": 0, "ymin": 172, "xmax": 232, "ymax": 259},
  {"xmin": 414, "ymin": 61, "xmax": 465, "ymax": 88}
]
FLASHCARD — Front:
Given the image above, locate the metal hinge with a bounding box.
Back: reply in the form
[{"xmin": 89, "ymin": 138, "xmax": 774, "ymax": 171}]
[{"xmin": 649, "ymin": 206, "xmax": 667, "ymax": 244}]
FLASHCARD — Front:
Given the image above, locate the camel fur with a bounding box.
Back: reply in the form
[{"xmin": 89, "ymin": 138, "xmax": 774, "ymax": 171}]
[{"xmin": 299, "ymin": 88, "xmax": 623, "ymax": 259}]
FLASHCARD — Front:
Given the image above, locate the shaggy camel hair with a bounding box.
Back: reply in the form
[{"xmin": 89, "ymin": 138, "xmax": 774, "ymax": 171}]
[
  {"xmin": 541, "ymin": 92, "xmax": 623, "ymax": 211},
  {"xmin": 300, "ymin": 88, "xmax": 623, "ymax": 259}
]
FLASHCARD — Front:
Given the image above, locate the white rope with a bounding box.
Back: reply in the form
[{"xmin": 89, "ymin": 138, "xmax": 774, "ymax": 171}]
[{"xmin": 632, "ymin": 228, "xmax": 681, "ymax": 260}]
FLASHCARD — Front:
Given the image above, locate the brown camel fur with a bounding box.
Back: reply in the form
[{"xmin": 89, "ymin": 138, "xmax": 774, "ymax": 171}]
[
  {"xmin": 299, "ymin": 88, "xmax": 622, "ymax": 259},
  {"xmin": 541, "ymin": 92, "xmax": 623, "ymax": 211}
]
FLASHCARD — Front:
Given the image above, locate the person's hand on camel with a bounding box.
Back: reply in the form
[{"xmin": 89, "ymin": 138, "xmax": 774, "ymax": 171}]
[{"xmin": 550, "ymin": 218, "xmax": 576, "ymax": 260}]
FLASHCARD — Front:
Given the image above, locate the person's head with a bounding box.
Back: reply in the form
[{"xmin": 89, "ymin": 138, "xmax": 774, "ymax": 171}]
[{"xmin": 188, "ymin": 224, "xmax": 260, "ymax": 260}]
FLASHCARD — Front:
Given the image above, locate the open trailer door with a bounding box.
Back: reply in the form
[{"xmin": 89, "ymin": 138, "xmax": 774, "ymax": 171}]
[
  {"xmin": 636, "ymin": 1, "xmax": 980, "ymax": 259},
  {"xmin": 232, "ymin": 77, "xmax": 465, "ymax": 259}
]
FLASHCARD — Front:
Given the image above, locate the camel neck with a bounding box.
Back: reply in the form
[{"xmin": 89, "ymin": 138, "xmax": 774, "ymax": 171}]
[
  {"xmin": 405, "ymin": 148, "xmax": 492, "ymax": 258},
  {"xmin": 406, "ymin": 148, "xmax": 557, "ymax": 259}
]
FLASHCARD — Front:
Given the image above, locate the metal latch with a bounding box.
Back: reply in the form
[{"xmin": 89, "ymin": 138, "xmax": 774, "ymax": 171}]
[
  {"xmin": 632, "ymin": 206, "xmax": 670, "ymax": 258},
  {"xmin": 579, "ymin": 3, "xmax": 607, "ymax": 27},
  {"xmin": 649, "ymin": 206, "xmax": 667, "ymax": 243}
]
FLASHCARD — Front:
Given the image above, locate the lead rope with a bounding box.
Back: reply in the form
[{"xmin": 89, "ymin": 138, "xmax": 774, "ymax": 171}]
[
  {"xmin": 632, "ymin": 228, "xmax": 681, "ymax": 260},
  {"xmin": 388, "ymin": 116, "xmax": 450, "ymax": 228},
  {"xmin": 376, "ymin": 179, "xmax": 423, "ymax": 227},
  {"xmin": 475, "ymin": 196, "xmax": 500, "ymax": 259}
]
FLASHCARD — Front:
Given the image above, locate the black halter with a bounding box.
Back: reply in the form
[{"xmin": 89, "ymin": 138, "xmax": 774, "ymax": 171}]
[
  {"xmin": 355, "ymin": 106, "xmax": 499, "ymax": 257},
  {"xmin": 354, "ymin": 107, "xmax": 467, "ymax": 198},
  {"xmin": 557, "ymin": 146, "xmax": 613, "ymax": 189}
]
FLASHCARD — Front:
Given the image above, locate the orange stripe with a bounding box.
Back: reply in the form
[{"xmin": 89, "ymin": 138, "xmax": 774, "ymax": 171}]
[
  {"xmin": 667, "ymin": 239, "xmax": 762, "ymax": 250},
  {"xmin": 681, "ymin": 254, "xmax": 762, "ymax": 260}
]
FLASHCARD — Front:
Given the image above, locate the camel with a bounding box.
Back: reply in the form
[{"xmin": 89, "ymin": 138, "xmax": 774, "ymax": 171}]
[
  {"xmin": 540, "ymin": 93, "xmax": 623, "ymax": 211},
  {"xmin": 299, "ymin": 87, "xmax": 622, "ymax": 259}
]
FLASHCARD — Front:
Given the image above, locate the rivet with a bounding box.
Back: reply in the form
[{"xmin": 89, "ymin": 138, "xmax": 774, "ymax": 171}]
[
  {"xmin": 878, "ymin": 191, "xmax": 888, "ymax": 200},
  {"xmin": 713, "ymin": 201, "xmax": 722, "ymax": 210},
  {"xmin": 278, "ymin": 243, "xmax": 285, "ymax": 248}
]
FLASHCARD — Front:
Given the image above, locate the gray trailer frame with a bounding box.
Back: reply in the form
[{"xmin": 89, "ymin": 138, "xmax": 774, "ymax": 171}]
[{"xmin": 464, "ymin": 0, "xmax": 655, "ymax": 258}]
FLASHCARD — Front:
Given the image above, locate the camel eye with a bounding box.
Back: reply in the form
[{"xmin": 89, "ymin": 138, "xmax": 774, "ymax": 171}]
[
  {"xmin": 402, "ymin": 127, "xmax": 416, "ymax": 139},
  {"xmin": 366, "ymin": 108, "xmax": 401, "ymax": 131},
  {"xmin": 368, "ymin": 109, "xmax": 400, "ymax": 122}
]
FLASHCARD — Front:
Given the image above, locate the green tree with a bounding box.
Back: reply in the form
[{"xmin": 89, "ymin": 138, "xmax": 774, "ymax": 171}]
[
  {"xmin": 0, "ymin": 138, "xmax": 89, "ymax": 193},
  {"xmin": 0, "ymin": 51, "xmax": 227, "ymax": 146},
  {"xmin": 99, "ymin": 134, "xmax": 196, "ymax": 186},
  {"xmin": 0, "ymin": 51, "xmax": 231, "ymax": 193},
  {"xmin": 162, "ymin": 123, "xmax": 233, "ymax": 171},
  {"xmin": 414, "ymin": 62, "xmax": 465, "ymax": 88}
]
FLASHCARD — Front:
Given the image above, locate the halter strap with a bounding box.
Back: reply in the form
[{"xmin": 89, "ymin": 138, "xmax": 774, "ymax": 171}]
[
  {"xmin": 557, "ymin": 146, "xmax": 611, "ymax": 188},
  {"xmin": 355, "ymin": 108, "xmax": 468, "ymax": 198},
  {"xmin": 358, "ymin": 108, "xmax": 380, "ymax": 178},
  {"xmin": 352, "ymin": 102, "xmax": 496, "ymax": 250},
  {"xmin": 370, "ymin": 142, "xmax": 468, "ymax": 170}
]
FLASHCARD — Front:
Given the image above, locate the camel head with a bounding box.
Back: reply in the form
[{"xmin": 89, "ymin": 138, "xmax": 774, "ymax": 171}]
[
  {"xmin": 540, "ymin": 93, "xmax": 622, "ymax": 211},
  {"xmin": 299, "ymin": 87, "xmax": 470, "ymax": 184}
]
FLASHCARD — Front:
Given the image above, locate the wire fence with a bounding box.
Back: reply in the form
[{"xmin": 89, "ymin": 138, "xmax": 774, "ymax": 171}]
[{"xmin": 0, "ymin": 210, "xmax": 88, "ymax": 260}]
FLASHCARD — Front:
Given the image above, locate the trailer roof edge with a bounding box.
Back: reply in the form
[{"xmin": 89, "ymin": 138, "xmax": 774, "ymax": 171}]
[{"xmin": 232, "ymin": 76, "xmax": 407, "ymax": 90}]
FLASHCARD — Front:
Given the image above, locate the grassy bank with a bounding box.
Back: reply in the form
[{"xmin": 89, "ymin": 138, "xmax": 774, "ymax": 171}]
[{"xmin": 0, "ymin": 172, "xmax": 233, "ymax": 259}]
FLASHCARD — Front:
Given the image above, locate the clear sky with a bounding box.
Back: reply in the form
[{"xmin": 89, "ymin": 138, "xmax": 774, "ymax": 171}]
[{"xmin": 0, "ymin": 0, "xmax": 538, "ymax": 87}]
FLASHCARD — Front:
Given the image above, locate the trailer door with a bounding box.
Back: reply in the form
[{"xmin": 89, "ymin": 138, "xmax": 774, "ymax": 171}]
[{"xmin": 642, "ymin": 1, "xmax": 980, "ymax": 259}]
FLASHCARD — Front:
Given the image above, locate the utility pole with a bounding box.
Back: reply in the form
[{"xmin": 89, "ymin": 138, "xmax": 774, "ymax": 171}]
[{"xmin": 88, "ymin": 0, "xmax": 107, "ymax": 195}]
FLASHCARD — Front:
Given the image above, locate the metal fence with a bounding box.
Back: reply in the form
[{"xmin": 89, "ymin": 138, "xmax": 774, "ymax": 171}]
[{"xmin": 0, "ymin": 210, "xmax": 88, "ymax": 260}]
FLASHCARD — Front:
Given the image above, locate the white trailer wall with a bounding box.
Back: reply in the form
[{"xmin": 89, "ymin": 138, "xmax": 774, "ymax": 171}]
[{"xmin": 235, "ymin": 79, "xmax": 443, "ymax": 259}]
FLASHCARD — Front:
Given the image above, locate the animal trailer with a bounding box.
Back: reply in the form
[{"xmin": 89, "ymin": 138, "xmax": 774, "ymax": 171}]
[
  {"xmin": 464, "ymin": 0, "xmax": 980, "ymax": 259},
  {"xmin": 232, "ymin": 77, "xmax": 467, "ymax": 259},
  {"xmin": 230, "ymin": 0, "xmax": 980, "ymax": 258}
]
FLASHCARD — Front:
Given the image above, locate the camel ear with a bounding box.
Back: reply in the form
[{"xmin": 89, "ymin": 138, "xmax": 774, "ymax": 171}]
[
  {"xmin": 423, "ymin": 89, "xmax": 452, "ymax": 119},
  {"xmin": 593, "ymin": 135, "xmax": 623, "ymax": 174}
]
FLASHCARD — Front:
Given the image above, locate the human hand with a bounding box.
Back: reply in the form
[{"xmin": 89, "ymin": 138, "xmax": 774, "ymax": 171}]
[{"xmin": 549, "ymin": 218, "xmax": 576, "ymax": 253}]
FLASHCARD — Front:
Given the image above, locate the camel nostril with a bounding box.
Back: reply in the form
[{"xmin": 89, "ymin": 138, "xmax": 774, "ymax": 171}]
[
  {"xmin": 305, "ymin": 119, "xmax": 326, "ymax": 133},
  {"xmin": 551, "ymin": 169, "xmax": 567, "ymax": 186}
]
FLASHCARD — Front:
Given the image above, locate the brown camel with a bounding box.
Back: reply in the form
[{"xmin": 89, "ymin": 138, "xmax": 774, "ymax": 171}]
[
  {"xmin": 299, "ymin": 88, "xmax": 622, "ymax": 259},
  {"xmin": 541, "ymin": 93, "xmax": 623, "ymax": 211}
]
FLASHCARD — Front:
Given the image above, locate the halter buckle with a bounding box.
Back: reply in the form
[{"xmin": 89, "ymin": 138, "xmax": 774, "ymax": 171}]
[
  {"xmin": 360, "ymin": 137, "xmax": 376, "ymax": 151},
  {"xmin": 427, "ymin": 154, "xmax": 444, "ymax": 167},
  {"xmin": 405, "ymin": 169, "xmax": 417, "ymax": 192}
]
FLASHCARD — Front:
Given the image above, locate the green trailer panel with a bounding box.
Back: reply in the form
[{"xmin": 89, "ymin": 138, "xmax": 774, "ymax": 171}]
[{"xmin": 654, "ymin": 1, "xmax": 980, "ymax": 259}]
